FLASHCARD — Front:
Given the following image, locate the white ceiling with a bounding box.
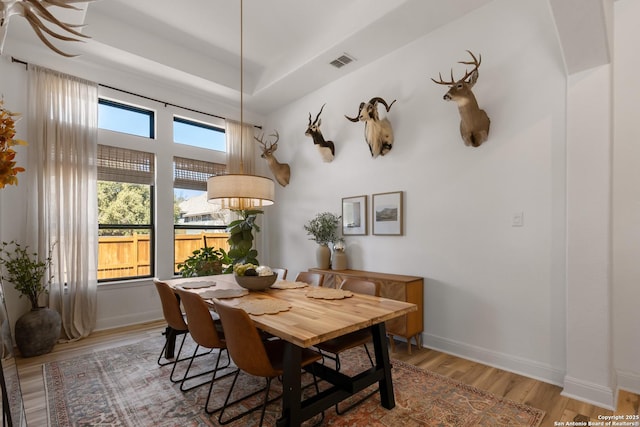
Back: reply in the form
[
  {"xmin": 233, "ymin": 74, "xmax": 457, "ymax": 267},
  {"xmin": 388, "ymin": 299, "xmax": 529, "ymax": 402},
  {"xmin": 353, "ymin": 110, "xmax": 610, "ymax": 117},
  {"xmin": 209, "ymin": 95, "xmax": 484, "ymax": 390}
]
[{"xmin": 3, "ymin": 0, "xmax": 611, "ymax": 115}]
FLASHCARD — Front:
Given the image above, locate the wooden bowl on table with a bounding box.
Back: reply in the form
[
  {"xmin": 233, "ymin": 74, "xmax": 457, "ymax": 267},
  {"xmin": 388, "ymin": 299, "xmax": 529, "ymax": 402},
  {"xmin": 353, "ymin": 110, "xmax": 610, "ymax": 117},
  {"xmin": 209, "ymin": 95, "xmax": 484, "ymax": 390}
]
[{"xmin": 234, "ymin": 273, "xmax": 277, "ymax": 291}]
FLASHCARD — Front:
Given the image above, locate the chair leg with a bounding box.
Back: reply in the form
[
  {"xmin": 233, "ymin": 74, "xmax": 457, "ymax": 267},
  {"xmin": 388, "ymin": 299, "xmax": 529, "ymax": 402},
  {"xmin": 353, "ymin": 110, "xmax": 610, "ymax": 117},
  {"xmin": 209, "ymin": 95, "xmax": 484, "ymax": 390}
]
[
  {"xmin": 218, "ymin": 373, "xmax": 280, "ymax": 425},
  {"xmin": 157, "ymin": 327, "xmax": 185, "ymax": 366},
  {"xmin": 204, "ymin": 349, "xmax": 238, "ymax": 414},
  {"xmin": 180, "ymin": 346, "xmax": 232, "ymax": 392},
  {"xmin": 168, "ymin": 333, "xmax": 188, "ymax": 382}
]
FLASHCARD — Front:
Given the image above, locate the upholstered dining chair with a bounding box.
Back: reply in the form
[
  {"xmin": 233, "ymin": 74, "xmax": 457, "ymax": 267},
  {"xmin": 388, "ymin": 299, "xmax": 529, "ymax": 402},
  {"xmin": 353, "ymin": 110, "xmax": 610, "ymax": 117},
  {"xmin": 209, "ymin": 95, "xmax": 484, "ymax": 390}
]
[
  {"xmin": 153, "ymin": 280, "xmax": 214, "ymax": 384},
  {"xmin": 174, "ymin": 288, "xmax": 235, "ymax": 411},
  {"xmin": 272, "ymin": 267, "xmax": 288, "ymax": 280},
  {"xmin": 295, "ymin": 271, "xmax": 324, "ymax": 287},
  {"xmin": 314, "ymin": 278, "xmax": 377, "ymax": 414},
  {"xmin": 213, "ymin": 299, "xmax": 323, "ymax": 427}
]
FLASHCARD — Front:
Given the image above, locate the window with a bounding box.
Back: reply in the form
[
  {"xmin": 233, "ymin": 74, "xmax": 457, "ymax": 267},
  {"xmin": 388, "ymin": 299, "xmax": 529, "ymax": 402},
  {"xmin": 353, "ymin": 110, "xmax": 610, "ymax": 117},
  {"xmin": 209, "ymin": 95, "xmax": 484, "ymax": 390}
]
[
  {"xmin": 173, "ymin": 116, "xmax": 225, "ymax": 151},
  {"xmin": 98, "ymin": 99, "xmax": 155, "ymax": 138},
  {"xmin": 97, "ymin": 145, "xmax": 155, "ymax": 281},
  {"xmin": 173, "ymin": 156, "xmax": 229, "ymax": 274}
]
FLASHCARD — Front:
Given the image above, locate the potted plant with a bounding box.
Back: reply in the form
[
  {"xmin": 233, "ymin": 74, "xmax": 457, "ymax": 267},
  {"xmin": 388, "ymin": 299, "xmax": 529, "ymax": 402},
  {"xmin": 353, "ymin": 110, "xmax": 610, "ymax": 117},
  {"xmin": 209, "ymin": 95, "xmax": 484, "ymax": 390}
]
[
  {"xmin": 0, "ymin": 240, "xmax": 61, "ymax": 357},
  {"xmin": 304, "ymin": 212, "xmax": 341, "ymax": 269},
  {"xmin": 177, "ymin": 245, "xmax": 230, "ymax": 277},
  {"xmin": 224, "ymin": 209, "xmax": 263, "ymax": 273}
]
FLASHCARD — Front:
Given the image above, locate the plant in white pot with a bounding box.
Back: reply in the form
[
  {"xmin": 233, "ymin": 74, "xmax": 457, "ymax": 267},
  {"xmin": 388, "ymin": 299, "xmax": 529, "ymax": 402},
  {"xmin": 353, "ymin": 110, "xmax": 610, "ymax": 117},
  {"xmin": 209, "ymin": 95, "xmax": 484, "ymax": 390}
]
[
  {"xmin": 304, "ymin": 212, "xmax": 341, "ymax": 269},
  {"xmin": 0, "ymin": 240, "xmax": 61, "ymax": 357}
]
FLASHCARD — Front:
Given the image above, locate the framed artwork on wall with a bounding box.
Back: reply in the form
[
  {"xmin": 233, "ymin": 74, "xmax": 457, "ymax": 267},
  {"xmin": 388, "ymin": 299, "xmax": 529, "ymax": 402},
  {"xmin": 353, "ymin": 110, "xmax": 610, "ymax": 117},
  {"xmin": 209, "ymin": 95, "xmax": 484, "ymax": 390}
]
[
  {"xmin": 342, "ymin": 195, "xmax": 367, "ymax": 235},
  {"xmin": 372, "ymin": 191, "xmax": 403, "ymax": 235}
]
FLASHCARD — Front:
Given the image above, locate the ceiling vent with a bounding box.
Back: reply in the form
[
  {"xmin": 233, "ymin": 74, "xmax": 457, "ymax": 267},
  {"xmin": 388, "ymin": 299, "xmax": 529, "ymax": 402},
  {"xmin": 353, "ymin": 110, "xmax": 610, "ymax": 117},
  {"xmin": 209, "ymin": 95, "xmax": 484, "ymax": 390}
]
[{"xmin": 330, "ymin": 53, "xmax": 356, "ymax": 69}]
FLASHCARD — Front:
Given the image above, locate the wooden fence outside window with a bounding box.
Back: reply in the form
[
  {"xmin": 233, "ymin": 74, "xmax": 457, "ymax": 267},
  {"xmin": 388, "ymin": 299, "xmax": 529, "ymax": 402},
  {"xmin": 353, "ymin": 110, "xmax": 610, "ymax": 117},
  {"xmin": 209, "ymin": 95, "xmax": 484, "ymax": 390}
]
[{"xmin": 98, "ymin": 232, "xmax": 230, "ymax": 280}]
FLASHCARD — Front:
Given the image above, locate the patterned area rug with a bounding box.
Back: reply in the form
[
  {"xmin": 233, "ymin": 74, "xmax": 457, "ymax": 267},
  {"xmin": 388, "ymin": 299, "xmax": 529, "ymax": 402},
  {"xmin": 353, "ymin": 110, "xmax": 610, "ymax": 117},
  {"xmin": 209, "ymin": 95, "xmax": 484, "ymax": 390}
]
[{"xmin": 44, "ymin": 335, "xmax": 545, "ymax": 426}]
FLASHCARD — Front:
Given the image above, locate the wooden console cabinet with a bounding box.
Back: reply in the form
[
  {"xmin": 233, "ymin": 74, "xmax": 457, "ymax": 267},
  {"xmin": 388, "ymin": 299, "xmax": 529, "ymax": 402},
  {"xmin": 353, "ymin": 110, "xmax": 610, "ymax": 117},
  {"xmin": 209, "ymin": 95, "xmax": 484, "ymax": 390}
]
[{"xmin": 309, "ymin": 268, "xmax": 424, "ymax": 354}]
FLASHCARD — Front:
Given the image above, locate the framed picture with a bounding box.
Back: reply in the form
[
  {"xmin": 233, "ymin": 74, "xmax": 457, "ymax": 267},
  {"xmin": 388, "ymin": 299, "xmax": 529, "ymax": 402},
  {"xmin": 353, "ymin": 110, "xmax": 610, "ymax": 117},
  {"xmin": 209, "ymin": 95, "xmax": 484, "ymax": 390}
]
[
  {"xmin": 372, "ymin": 191, "xmax": 403, "ymax": 235},
  {"xmin": 342, "ymin": 195, "xmax": 368, "ymax": 235}
]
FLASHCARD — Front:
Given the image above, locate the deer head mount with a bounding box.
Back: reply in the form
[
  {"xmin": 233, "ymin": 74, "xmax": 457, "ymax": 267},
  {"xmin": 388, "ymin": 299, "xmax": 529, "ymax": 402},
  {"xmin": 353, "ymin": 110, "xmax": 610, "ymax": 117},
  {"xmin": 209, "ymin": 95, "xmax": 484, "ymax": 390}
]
[
  {"xmin": 345, "ymin": 97, "xmax": 396, "ymax": 158},
  {"xmin": 0, "ymin": 0, "xmax": 93, "ymax": 57},
  {"xmin": 432, "ymin": 50, "xmax": 490, "ymax": 147},
  {"xmin": 255, "ymin": 130, "xmax": 290, "ymax": 187},
  {"xmin": 305, "ymin": 103, "xmax": 335, "ymax": 162}
]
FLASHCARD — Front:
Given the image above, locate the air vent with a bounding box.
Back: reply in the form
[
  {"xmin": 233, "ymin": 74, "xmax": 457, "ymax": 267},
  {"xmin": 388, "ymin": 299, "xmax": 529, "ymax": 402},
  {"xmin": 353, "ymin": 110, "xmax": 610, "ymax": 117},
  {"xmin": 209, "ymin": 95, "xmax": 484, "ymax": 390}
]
[{"xmin": 330, "ymin": 53, "xmax": 356, "ymax": 69}]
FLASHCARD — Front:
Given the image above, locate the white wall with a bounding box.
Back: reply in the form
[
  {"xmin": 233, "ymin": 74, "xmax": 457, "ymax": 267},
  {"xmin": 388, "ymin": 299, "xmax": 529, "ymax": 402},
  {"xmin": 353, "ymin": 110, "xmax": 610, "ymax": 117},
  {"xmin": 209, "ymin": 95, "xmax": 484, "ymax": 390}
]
[
  {"xmin": 262, "ymin": 0, "xmax": 568, "ymax": 385},
  {"xmin": 612, "ymin": 0, "xmax": 640, "ymax": 394}
]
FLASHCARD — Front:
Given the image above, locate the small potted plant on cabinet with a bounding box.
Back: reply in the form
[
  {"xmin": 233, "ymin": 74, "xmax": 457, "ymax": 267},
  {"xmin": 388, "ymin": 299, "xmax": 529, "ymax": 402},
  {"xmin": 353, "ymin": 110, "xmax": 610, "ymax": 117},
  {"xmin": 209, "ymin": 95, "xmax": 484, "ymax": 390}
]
[
  {"xmin": 304, "ymin": 212, "xmax": 341, "ymax": 269},
  {"xmin": 0, "ymin": 240, "xmax": 61, "ymax": 357}
]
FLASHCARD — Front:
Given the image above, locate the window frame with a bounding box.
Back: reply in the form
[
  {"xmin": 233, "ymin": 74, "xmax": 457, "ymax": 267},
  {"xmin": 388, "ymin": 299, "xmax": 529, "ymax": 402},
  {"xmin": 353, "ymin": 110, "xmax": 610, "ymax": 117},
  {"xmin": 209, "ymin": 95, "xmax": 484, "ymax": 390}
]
[
  {"xmin": 98, "ymin": 98, "xmax": 156, "ymax": 139},
  {"xmin": 96, "ymin": 144, "xmax": 156, "ymax": 283},
  {"xmin": 96, "ymin": 88, "xmax": 229, "ymax": 283},
  {"xmin": 173, "ymin": 115, "xmax": 226, "ymax": 151}
]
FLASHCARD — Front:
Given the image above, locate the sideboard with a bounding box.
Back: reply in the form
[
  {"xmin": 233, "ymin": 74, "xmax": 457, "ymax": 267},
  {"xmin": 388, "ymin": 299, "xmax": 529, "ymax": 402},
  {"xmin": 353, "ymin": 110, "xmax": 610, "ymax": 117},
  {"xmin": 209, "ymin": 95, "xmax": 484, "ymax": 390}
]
[{"xmin": 309, "ymin": 268, "xmax": 424, "ymax": 354}]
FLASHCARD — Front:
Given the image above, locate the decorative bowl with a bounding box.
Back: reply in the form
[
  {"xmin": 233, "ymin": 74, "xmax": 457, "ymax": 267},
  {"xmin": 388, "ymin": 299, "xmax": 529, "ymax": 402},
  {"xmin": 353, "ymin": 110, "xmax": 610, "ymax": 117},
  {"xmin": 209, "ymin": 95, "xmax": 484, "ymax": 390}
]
[{"xmin": 234, "ymin": 273, "xmax": 277, "ymax": 291}]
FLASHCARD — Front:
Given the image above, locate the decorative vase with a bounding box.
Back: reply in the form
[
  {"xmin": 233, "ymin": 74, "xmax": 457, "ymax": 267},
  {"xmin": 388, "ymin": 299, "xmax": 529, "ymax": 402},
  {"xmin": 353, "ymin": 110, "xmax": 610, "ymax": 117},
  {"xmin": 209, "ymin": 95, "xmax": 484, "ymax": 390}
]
[
  {"xmin": 14, "ymin": 307, "xmax": 61, "ymax": 357},
  {"xmin": 332, "ymin": 249, "xmax": 347, "ymax": 270},
  {"xmin": 316, "ymin": 244, "xmax": 331, "ymax": 269}
]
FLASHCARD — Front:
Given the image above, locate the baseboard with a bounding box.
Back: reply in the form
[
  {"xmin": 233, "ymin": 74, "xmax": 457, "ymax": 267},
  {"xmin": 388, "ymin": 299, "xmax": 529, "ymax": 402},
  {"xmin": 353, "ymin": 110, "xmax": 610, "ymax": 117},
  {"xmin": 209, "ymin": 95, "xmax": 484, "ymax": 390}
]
[
  {"xmin": 95, "ymin": 311, "xmax": 162, "ymax": 331},
  {"xmin": 422, "ymin": 332, "xmax": 566, "ymax": 386},
  {"xmin": 562, "ymin": 375, "xmax": 616, "ymax": 410},
  {"xmin": 617, "ymin": 369, "xmax": 640, "ymax": 396}
]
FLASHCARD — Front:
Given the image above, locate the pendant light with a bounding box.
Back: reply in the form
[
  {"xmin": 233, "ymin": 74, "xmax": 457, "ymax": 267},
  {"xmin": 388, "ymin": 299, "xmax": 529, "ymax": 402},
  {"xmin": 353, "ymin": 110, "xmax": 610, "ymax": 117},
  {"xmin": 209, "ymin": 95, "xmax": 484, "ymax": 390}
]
[{"xmin": 207, "ymin": 0, "xmax": 275, "ymax": 210}]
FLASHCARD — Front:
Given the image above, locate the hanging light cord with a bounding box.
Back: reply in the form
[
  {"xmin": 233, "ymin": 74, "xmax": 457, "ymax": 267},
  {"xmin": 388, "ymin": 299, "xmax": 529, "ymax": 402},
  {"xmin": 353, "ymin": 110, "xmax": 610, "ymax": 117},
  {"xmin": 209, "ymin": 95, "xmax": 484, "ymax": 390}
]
[{"xmin": 239, "ymin": 0, "xmax": 245, "ymax": 175}]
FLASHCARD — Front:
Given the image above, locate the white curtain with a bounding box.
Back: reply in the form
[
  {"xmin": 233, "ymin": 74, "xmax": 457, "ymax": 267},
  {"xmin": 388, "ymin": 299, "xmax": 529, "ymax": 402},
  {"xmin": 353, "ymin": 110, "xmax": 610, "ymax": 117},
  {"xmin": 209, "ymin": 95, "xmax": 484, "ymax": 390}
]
[
  {"xmin": 26, "ymin": 66, "xmax": 98, "ymax": 340},
  {"xmin": 225, "ymin": 119, "xmax": 256, "ymax": 174}
]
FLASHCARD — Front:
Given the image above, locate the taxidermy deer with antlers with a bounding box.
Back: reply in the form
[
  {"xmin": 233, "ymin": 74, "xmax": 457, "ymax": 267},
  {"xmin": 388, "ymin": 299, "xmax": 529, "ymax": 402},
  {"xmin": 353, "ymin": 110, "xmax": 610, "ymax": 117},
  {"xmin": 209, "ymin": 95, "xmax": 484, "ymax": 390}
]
[
  {"xmin": 0, "ymin": 0, "xmax": 93, "ymax": 57},
  {"xmin": 345, "ymin": 97, "xmax": 396, "ymax": 158},
  {"xmin": 305, "ymin": 104, "xmax": 335, "ymax": 162},
  {"xmin": 432, "ymin": 50, "xmax": 490, "ymax": 147},
  {"xmin": 255, "ymin": 130, "xmax": 290, "ymax": 187}
]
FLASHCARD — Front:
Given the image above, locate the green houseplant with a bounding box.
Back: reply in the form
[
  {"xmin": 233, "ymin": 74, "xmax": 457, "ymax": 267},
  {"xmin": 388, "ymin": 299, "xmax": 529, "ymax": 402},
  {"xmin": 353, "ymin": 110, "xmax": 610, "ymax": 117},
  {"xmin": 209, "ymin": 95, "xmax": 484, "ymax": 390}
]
[
  {"xmin": 224, "ymin": 209, "xmax": 263, "ymax": 273},
  {"xmin": 304, "ymin": 212, "xmax": 341, "ymax": 269},
  {"xmin": 0, "ymin": 240, "xmax": 61, "ymax": 357},
  {"xmin": 177, "ymin": 245, "xmax": 230, "ymax": 277}
]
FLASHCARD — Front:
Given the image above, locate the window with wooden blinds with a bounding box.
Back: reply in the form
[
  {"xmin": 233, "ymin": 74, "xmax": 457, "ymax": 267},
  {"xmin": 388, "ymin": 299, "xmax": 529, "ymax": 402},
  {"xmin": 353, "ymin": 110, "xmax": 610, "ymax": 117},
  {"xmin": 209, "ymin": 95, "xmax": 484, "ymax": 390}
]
[
  {"xmin": 97, "ymin": 145, "xmax": 154, "ymax": 185},
  {"xmin": 173, "ymin": 156, "xmax": 226, "ymax": 191}
]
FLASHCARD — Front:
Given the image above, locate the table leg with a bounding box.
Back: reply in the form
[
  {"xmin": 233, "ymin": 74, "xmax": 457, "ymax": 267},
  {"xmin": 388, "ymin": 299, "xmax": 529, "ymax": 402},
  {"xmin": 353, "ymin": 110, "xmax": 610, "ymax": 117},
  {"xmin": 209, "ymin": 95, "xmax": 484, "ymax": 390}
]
[
  {"xmin": 372, "ymin": 322, "xmax": 395, "ymax": 409},
  {"xmin": 164, "ymin": 326, "xmax": 177, "ymax": 359},
  {"xmin": 277, "ymin": 342, "xmax": 302, "ymax": 427}
]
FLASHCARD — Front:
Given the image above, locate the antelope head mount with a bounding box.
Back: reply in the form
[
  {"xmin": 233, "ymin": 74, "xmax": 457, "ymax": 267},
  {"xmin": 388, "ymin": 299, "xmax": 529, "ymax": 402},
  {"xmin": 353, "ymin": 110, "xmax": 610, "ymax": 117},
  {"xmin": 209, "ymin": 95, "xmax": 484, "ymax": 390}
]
[
  {"xmin": 432, "ymin": 50, "xmax": 490, "ymax": 147},
  {"xmin": 345, "ymin": 97, "xmax": 396, "ymax": 158},
  {"xmin": 0, "ymin": 0, "xmax": 93, "ymax": 57},
  {"xmin": 255, "ymin": 130, "xmax": 290, "ymax": 187},
  {"xmin": 305, "ymin": 103, "xmax": 335, "ymax": 162}
]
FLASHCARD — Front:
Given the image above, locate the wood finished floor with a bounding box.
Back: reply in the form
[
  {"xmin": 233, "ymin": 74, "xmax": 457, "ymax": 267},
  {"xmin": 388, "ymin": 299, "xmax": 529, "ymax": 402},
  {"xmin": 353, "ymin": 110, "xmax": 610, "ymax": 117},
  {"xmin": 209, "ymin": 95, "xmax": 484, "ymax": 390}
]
[{"xmin": 15, "ymin": 320, "xmax": 640, "ymax": 427}]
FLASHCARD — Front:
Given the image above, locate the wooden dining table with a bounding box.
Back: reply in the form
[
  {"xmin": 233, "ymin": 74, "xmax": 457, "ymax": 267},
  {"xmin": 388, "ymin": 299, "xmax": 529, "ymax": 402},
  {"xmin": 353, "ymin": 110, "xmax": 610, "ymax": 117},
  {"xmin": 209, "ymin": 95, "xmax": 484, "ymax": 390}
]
[{"xmin": 157, "ymin": 274, "xmax": 417, "ymax": 427}]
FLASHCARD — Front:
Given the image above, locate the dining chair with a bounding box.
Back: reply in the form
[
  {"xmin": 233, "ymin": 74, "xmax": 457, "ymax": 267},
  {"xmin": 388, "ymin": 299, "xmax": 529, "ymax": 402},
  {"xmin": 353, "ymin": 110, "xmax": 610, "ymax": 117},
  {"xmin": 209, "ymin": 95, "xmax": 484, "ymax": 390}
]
[
  {"xmin": 295, "ymin": 271, "xmax": 324, "ymax": 287},
  {"xmin": 153, "ymin": 280, "xmax": 214, "ymax": 384},
  {"xmin": 213, "ymin": 299, "xmax": 323, "ymax": 427},
  {"xmin": 314, "ymin": 278, "xmax": 377, "ymax": 414},
  {"xmin": 272, "ymin": 267, "xmax": 288, "ymax": 280},
  {"xmin": 174, "ymin": 288, "xmax": 235, "ymax": 411}
]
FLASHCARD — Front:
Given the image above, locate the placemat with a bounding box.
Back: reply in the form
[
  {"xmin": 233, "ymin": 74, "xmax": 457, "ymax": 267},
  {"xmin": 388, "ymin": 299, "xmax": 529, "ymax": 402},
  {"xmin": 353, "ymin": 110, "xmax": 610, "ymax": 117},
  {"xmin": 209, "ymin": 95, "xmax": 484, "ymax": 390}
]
[
  {"xmin": 270, "ymin": 280, "xmax": 308, "ymax": 289},
  {"xmin": 200, "ymin": 288, "xmax": 248, "ymax": 299},
  {"xmin": 235, "ymin": 299, "xmax": 291, "ymax": 315},
  {"xmin": 177, "ymin": 280, "xmax": 217, "ymax": 289},
  {"xmin": 305, "ymin": 288, "xmax": 353, "ymax": 300}
]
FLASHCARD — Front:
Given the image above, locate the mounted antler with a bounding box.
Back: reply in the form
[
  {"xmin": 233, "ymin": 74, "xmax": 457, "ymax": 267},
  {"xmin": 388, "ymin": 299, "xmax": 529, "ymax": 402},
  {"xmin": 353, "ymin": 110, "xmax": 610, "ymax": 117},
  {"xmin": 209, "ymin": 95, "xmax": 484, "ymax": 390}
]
[
  {"xmin": 255, "ymin": 130, "xmax": 291, "ymax": 187},
  {"xmin": 305, "ymin": 103, "xmax": 335, "ymax": 162},
  {"xmin": 0, "ymin": 0, "xmax": 94, "ymax": 57},
  {"xmin": 431, "ymin": 50, "xmax": 490, "ymax": 147},
  {"xmin": 345, "ymin": 97, "xmax": 396, "ymax": 158}
]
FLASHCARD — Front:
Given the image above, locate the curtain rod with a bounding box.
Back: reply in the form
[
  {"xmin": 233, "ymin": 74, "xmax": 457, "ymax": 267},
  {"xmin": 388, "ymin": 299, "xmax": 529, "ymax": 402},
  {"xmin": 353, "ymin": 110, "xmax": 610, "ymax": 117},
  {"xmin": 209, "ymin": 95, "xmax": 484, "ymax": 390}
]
[{"xmin": 10, "ymin": 56, "xmax": 261, "ymax": 129}]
